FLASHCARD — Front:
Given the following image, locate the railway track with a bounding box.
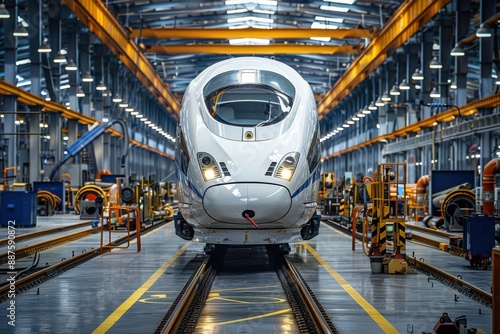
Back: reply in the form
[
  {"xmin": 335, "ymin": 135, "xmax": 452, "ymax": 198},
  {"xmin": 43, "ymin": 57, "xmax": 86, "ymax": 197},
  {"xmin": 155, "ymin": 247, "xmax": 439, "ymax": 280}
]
[
  {"xmin": 0, "ymin": 227, "xmax": 99, "ymax": 265},
  {"xmin": 0, "ymin": 219, "xmax": 169, "ymax": 302},
  {"xmin": 155, "ymin": 244, "xmax": 338, "ymax": 334},
  {"xmin": 0, "ymin": 221, "xmax": 91, "ymax": 247},
  {"xmin": 324, "ymin": 218, "xmax": 492, "ymax": 309}
]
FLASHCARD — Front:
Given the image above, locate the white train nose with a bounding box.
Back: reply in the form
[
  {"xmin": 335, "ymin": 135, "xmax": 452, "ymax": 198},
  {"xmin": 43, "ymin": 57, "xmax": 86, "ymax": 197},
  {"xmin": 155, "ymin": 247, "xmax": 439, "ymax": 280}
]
[{"xmin": 203, "ymin": 183, "xmax": 291, "ymax": 224}]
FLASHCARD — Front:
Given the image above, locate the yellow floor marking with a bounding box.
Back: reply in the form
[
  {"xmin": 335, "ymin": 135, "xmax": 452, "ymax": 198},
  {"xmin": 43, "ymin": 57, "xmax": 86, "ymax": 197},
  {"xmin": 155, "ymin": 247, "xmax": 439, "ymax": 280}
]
[
  {"xmin": 92, "ymin": 242, "xmax": 190, "ymax": 333},
  {"xmin": 301, "ymin": 242, "xmax": 400, "ymax": 334},
  {"xmin": 211, "ymin": 308, "xmax": 292, "ymax": 326}
]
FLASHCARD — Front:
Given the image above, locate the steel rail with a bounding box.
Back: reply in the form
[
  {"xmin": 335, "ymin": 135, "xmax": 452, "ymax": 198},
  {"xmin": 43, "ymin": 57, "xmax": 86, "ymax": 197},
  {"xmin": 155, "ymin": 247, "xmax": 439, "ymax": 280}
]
[
  {"xmin": 0, "ymin": 220, "xmax": 169, "ymax": 302},
  {"xmin": 0, "ymin": 227, "xmax": 99, "ymax": 265},
  {"xmin": 0, "ymin": 221, "xmax": 91, "ymax": 247},
  {"xmin": 155, "ymin": 257, "xmax": 210, "ymax": 334},
  {"xmin": 407, "ymin": 257, "xmax": 492, "ymax": 308},
  {"xmin": 283, "ymin": 255, "xmax": 338, "ymax": 334}
]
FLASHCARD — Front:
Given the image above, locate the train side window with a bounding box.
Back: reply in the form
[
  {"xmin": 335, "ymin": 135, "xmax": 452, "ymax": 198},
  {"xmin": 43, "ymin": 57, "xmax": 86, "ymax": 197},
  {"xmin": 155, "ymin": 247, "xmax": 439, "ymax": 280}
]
[
  {"xmin": 307, "ymin": 125, "xmax": 321, "ymax": 172},
  {"xmin": 175, "ymin": 128, "xmax": 190, "ymax": 175}
]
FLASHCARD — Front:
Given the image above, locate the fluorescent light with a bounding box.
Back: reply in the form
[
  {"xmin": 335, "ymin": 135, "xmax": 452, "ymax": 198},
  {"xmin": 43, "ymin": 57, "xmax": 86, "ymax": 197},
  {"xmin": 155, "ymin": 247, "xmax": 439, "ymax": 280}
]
[
  {"xmin": 16, "ymin": 58, "xmax": 31, "ymax": 66},
  {"xmin": 320, "ymin": 5, "xmax": 349, "ymax": 13},
  {"xmin": 323, "ymin": 0, "xmax": 355, "ymax": 4},
  {"xmin": 226, "ymin": 0, "xmax": 277, "ymax": 5},
  {"xmin": 227, "ymin": 16, "xmax": 273, "ymax": 24},
  {"xmin": 229, "ymin": 38, "xmax": 270, "ymax": 45},
  {"xmin": 311, "ymin": 22, "xmax": 338, "ymax": 29},
  {"xmin": 253, "ymin": 9, "xmax": 276, "ymax": 14},
  {"xmin": 314, "ymin": 16, "xmax": 343, "ymax": 23},
  {"xmin": 227, "ymin": 9, "xmax": 247, "ymax": 14}
]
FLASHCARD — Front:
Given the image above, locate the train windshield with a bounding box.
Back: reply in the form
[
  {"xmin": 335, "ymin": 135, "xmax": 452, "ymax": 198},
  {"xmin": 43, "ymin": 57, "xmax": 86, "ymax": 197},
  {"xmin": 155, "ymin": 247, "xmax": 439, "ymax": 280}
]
[{"xmin": 204, "ymin": 69, "xmax": 295, "ymax": 127}]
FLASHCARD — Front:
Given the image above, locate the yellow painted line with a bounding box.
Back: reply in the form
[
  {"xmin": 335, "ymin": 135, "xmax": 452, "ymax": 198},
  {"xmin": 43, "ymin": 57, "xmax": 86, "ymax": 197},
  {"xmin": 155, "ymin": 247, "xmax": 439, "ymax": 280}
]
[
  {"xmin": 92, "ymin": 242, "xmax": 191, "ymax": 333},
  {"xmin": 212, "ymin": 308, "xmax": 292, "ymax": 326},
  {"xmin": 301, "ymin": 242, "xmax": 400, "ymax": 334}
]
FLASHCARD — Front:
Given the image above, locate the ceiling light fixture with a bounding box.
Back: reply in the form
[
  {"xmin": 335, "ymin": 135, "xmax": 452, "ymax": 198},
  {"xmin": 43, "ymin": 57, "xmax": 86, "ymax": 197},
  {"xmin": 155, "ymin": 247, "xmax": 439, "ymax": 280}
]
[
  {"xmin": 53, "ymin": 51, "xmax": 66, "ymax": 63},
  {"xmin": 65, "ymin": 59, "xmax": 77, "ymax": 71},
  {"xmin": 389, "ymin": 85, "xmax": 400, "ymax": 96},
  {"xmin": 381, "ymin": 91, "xmax": 391, "ymax": 102},
  {"xmin": 76, "ymin": 87, "xmax": 85, "ymax": 97},
  {"xmin": 112, "ymin": 94, "xmax": 122, "ymax": 103},
  {"xmin": 13, "ymin": 23, "xmax": 28, "ymax": 37},
  {"xmin": 0, "ymin": 4, "xmax": 10, "ymax": 19},
  {"xmin": 430, "ymin": 87, "xmax": 441, "ymax": 98},
  {"xmin": 399, "ymin": 78, "xmax": 410, "ymax": 90},
  {"xmin": 450, "ymin": 43, "xmax": 465, "ymax": 56},
  {"xmin": 96, "ymin": 81, "xmax": 107, "ymax": 91},
  {"xmin": 476, "ymin": 23, "xmax": 491, "ymax": 38},
  {"xmin": 38, "ymin": 40, "xmax": 51, "ymax": 53},
  {"xmin": 82, "ymin": 71, "xmax": 93, "ymax": 82},
  {"xmin": 429, "ymin": 56, "xmax": 442, "ymax": 69},
  {"xmin": 412, "ymin": 68, "xmax": 424, "ymax": 81}
]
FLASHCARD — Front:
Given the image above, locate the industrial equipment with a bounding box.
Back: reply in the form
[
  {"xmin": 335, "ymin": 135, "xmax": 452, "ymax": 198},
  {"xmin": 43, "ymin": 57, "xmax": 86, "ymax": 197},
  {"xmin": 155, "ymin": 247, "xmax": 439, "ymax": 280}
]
[{"xmin": 366, "ymin": 162, "xmax": 408, "ymax": 274}]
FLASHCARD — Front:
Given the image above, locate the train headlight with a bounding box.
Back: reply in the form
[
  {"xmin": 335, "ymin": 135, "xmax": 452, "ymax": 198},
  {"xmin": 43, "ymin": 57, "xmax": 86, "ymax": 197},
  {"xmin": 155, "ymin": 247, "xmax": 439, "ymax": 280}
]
[
  {"xmin": 197, "ymin": 152, "xmax": 222, "ymax": 182},
  {"xmin": 275, "ymin": 152, "xmax": 300, "ymax": 181}
]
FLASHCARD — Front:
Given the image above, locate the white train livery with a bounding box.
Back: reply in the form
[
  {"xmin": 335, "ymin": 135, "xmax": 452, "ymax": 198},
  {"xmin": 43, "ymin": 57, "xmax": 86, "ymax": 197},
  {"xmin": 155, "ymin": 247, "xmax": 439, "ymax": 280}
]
[{"xmin": 174, "ymin": 57, "xmax": 321, "ymax": 249}]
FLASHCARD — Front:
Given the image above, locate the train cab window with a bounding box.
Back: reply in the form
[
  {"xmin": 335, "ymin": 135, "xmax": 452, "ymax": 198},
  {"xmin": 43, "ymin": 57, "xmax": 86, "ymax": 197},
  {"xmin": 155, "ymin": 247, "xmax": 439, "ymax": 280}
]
[{"xmin": 204, "ymin": 70, "xmax": 295, "ymax": 127}]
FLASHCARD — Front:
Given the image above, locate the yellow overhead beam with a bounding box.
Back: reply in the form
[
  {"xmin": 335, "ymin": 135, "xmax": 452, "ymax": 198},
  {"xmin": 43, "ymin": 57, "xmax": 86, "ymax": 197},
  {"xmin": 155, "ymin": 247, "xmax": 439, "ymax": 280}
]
[
  {"xmin": 130, "ymin": 27, "xmax": 377, "ymax": 40},
  {"xmin": 0, "ymin": 79, "xmax": 174, "ymax": 159},
  {"xmin": 144, "ymin": 44, "xmax": 361, "ymax": 55},
  {"xmin": 323, "ymin": 93, "xmax": 500, "ymax": 159},
  {"xmin": 317, "ymin": 0, "xmax": 451, "ymax": 119},
  {"xmin": 61, "ymin": 0, "xmax": 180, "ymax": 118}
]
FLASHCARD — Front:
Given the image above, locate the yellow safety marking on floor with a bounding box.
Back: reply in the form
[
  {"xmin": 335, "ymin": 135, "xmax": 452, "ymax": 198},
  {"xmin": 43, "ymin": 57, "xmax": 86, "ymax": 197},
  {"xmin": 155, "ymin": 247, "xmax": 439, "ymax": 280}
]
[
  {"xmin": 212, "ymin": 308, "xmax": 292, "ymax": 326},
  {"xmin": 92, "ymin": 242, "xmax": 190, "ymax": 333},
  {"xmin": 301, "ymin": 242, "xmax": 400, "ymax": 334},
  {"xmin": 206, "ymin": 296, "xmax": 287, "ymax": 304},
  {"xmin": 322, "ymin": 222, "xmax": 354, "ymax": 239}
]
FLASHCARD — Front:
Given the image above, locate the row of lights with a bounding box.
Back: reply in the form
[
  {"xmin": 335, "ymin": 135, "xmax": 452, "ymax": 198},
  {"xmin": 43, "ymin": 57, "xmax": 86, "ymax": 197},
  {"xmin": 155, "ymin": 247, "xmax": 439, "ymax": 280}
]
[
  {"xmin": 320, "ymin": 104, "xmax": 375, "ymax": 142},
  {"xmin": 0, "ymin": 3, "xmax": 176, "ymax": 145}
]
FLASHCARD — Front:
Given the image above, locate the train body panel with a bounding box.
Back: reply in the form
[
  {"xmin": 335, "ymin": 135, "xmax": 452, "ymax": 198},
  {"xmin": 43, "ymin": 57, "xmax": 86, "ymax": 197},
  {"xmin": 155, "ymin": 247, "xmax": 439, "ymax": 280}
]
[{"xmin": 175, "ymin": 57, "xmax": 321, "ymax": 245}]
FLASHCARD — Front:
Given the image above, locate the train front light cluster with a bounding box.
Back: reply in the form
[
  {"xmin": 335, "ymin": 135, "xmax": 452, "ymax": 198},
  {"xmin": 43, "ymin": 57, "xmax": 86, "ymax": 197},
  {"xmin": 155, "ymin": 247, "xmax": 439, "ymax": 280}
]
[
  {"xmin": 197, "ymin": 152, "xmax": 222, "ymax": 181},
  {"xmin": 275, "ymin": 152, "xmax": 300, "ymax": 181}
]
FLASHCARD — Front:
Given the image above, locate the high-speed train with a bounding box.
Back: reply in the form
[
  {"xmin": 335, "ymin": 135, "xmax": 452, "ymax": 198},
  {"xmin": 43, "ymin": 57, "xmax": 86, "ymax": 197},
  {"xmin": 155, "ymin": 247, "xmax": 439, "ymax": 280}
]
[{"xmin": 174, "ymin": 57, "xmax": 321, "ymax": 251}]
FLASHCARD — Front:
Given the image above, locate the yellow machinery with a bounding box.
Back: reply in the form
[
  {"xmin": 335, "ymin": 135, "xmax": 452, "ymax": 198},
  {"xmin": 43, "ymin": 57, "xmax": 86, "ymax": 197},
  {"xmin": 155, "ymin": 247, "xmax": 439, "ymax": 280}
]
[
  {"xmin": 367, "ymin": 162, "xmax": 408, "ymax": 274},
  {"xmin": 318, "ymin": 172, "xmax": 342, "ymax": 216}
]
